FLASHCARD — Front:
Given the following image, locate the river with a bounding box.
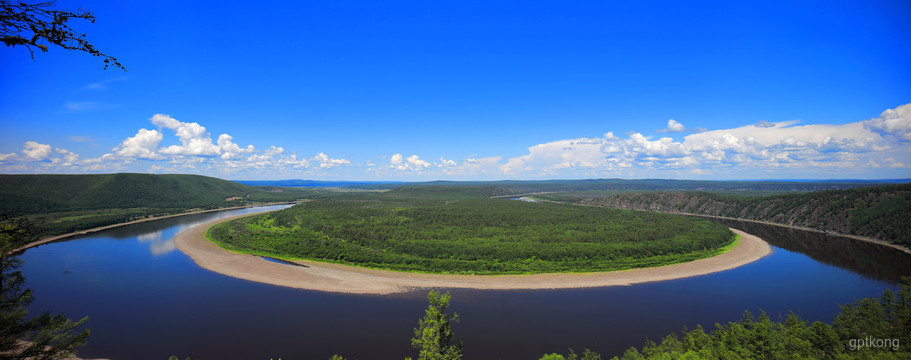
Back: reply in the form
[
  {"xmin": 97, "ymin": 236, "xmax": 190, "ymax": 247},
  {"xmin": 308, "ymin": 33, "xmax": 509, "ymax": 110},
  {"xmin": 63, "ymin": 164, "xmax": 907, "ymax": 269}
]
[{"xmin": 19, "ymin": 205, "xmax": 910, "ymax": 359}]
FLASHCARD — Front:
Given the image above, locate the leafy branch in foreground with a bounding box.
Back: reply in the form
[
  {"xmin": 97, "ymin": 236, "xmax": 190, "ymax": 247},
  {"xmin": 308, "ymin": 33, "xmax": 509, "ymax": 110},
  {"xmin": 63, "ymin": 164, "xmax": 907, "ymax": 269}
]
[
  {"xmin": 408, "ymin": 290, "xmax": 462, "ymax": 360},
  {"xmin": 333, "ymin": 290, "xmax": 462, "ymax": 360},
  {"xmin": 1, "ymin": 216, "xmax": 89, "ymax": 359},
  {"xmin": 1, "ymin": 0, "xmax": 124, "ymax": 70}
]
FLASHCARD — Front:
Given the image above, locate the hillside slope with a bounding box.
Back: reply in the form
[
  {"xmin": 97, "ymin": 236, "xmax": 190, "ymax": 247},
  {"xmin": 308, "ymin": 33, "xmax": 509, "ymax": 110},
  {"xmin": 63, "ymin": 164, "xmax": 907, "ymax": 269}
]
[
  {"xmin": 0, "ymin": 173, "xmax": 303, "ymax": 214},
  {"xmin": 577, "ymin": 183, "xmax": 911, "ymax": 247},
  {"xmin": 0, "ymin": 173, "xmax": 313, "ymax": 237}
]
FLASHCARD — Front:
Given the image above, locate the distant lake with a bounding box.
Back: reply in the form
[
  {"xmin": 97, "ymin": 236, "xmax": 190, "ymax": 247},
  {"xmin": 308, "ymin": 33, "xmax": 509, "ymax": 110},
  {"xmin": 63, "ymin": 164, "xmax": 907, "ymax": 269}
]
[{"xmin": 20, "ymin": 205, "xmax": 911, "ymax": 360}]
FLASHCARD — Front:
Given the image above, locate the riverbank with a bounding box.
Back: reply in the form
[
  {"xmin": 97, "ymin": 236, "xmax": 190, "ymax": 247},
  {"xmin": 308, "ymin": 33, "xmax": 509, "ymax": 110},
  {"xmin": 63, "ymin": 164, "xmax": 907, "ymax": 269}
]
[
  {"xmin": 10, "ymin": 202, "xmax": 299, "ymax": 254},
  {"xmin": 673, "ymin": 212, "xmax": 911, "ymax": 255},
  {"xmin": 175, "ymin": 212, "xmax": 771, "ymax": 295}
]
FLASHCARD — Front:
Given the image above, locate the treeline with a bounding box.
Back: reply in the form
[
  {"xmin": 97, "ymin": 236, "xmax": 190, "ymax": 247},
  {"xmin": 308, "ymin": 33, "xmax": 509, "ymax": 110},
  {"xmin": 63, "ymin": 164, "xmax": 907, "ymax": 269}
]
[
  {"xmin": 0, "ymin": 173, "xmax": 315, "ymax": 237},
  {"xmin": 348, "ymin": 178, "xmax": 896, "ymax": 194},
  {"xmin": 571, "ymin": 183, "xmax": 911, "ymax": 247},
  {"xmin": 0, "ymin": 173, "xmax": 312, "ymax": 214},
  {"xmin": 209, "ymin": 191, "xmax": 735, "ymax": 274}
]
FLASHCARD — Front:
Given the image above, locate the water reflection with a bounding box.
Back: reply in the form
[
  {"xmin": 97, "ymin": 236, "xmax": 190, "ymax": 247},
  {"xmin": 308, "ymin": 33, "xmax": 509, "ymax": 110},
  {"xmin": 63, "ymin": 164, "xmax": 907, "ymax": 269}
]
[
  {"xmin": 708, "ymin": 218, "xmax": 911, "ymax": 283},
  {"xmin": 135, "ymin": 230, "xmax": 175, "ymax": 256},
  {"xmin": 63, "ymin": 204, "xmax": 295, "ymax": 256}
]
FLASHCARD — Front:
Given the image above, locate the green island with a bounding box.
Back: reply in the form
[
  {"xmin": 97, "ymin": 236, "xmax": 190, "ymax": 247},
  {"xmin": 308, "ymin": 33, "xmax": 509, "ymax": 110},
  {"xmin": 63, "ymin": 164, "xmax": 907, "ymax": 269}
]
[{"xmin": 208, "ymin": 186, "xmax": 736, "ymax": 274}]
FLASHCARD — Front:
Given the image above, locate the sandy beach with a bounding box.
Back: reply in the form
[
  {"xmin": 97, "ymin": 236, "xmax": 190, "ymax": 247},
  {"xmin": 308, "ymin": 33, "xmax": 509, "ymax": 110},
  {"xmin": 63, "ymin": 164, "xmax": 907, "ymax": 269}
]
[{"xmin": 175, "ymin": 212, "xmax": 771, "ymax": 295}]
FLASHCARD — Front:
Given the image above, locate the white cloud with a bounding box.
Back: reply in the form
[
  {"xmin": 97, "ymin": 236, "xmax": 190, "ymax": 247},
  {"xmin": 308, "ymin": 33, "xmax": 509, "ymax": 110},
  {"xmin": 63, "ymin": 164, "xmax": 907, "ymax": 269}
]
[
  {"xmin": 50, "ymin": 148, "xmax": 79, "ymax": 166},
  {"xmin": 390, "ymin": 153, "xmax": 403, "ymax": 166},
  {"xmin": 152, "ymin": 114, "xmax": 221, "ymax": 156},
  {"xmin": 264, "ymin": 146, "xmax": 284, "ymax": 156},
  {"xmin": 67, "ymin": 135, "xmax": 98, "ymax": 143},
  {"xmin": 217, "ymin": 134, "xmax": 255, "ymax": 160},
  {"xmin": 502, "ymin": 137, "xmax": 616, "ymax": 174},
  {"xmin": 62, "ymin": 101, "xmax": 115, "ymax": 113},
  {"xmin": 658, "ymin": 119, "xmax": 686, "ymax": 133},
  {"xmin": 502, "ymin": 103, "xmax": 911, "ymax": 177},
  {"xmin": 5, "ymin": 105, "xmax": 908, "ymax": 179},
  {"xmin": 83, "ymin": 76, "xmax": 127, "ymax": 91},
  {"xmin": 755, "ymin": 120, "xmax": 775, "ymax": 128},
  {"xmin": 21, "ymin": 141, "xmax": 52, "ymax": 161},
  {"xmin": 389, "ymin": 153, "xmax": 431, "ymax": 171},
  {"xmin": 864, "ymin": 103, "xmax": 911, "ymax": 141},
  {"xmin": 110, "ymin": 128, "xmax": 165, "ymax": 160},
  {"xmin": 459, "ymin": 157, "xmax": 502, "ymax": 175},
  {"xmin": 310, "ymin": 153, "xmax": 350, "ymax": 168},
  {"xmin": 439, "ymin": 157, "xmax": 458, "ymax": 167}
]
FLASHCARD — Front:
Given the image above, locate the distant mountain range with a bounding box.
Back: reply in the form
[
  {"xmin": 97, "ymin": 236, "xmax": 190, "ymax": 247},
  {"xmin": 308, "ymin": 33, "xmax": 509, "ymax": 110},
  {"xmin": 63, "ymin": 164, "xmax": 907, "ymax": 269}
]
[
  {"xmin": 235, "ymin": 178, "xmax": 910, "ymax": 192},
  {"xmin": 234, "ymin": 179, "xmax": 404, "ymax": 187},
  {"xmin": 0, "ymin": 173, "xmax": 309, "ymax": 215}
]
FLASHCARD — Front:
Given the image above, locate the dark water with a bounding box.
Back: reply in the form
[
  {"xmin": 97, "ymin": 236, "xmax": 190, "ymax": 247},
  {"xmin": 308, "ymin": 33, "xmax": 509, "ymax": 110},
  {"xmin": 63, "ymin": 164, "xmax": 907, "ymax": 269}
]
[{"xmin": 19, "ymin": 206, "xmax": 910, "ymax": 360}]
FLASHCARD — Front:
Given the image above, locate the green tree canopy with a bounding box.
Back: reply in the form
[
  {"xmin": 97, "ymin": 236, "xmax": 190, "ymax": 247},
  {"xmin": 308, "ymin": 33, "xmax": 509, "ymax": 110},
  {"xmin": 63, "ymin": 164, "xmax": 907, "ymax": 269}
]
[{"xmin": 408, "ymin": 290, "xmax": 462, "ymax": 360}]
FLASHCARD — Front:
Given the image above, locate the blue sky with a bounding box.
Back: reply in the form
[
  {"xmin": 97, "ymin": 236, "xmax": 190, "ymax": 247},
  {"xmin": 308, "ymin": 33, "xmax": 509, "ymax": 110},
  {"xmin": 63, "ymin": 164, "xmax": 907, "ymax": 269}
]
[{"xmin": 1, "ymin": 0, "xmax": 910, "ymax": 180}]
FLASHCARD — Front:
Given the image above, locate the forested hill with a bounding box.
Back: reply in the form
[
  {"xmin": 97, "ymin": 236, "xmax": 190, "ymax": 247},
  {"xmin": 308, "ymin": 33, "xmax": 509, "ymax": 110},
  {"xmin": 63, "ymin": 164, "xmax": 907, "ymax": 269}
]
[
  {"xmin": 351, "ymin": 178, "xmax": 904, "ymax": 194},
  {"xmin": 574, "ymin": 183, "xmax": 911, "ymax": 247},
  {"xmin": 0, "ymin": 173, "xmax": 305, "ymax": 215}
]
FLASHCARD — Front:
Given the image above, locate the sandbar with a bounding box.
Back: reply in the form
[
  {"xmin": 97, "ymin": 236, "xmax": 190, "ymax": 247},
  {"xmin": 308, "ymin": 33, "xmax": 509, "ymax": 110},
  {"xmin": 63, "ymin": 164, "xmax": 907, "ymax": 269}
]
[{"xmin": 175, "ymin": 212, "xmax": 771, "ymax": 295}]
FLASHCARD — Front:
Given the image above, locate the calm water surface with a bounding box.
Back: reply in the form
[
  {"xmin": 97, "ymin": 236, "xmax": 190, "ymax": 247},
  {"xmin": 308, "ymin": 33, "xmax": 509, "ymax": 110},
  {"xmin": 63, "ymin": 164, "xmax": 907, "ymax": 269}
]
[{"xmin": 20, "ymin": 205, "xmax": 911, "ymax": 360}]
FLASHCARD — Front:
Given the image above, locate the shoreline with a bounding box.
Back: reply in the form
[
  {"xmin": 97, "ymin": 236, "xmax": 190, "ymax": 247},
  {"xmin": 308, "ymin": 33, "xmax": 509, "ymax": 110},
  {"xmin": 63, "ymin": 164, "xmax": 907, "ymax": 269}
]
[
  {"xmin": 175, "ymin": 212, "xmax": 772, "ymax": 295},
  {"xmin": 669, "ymin": 212, "xmax": 911, "ymax": 255},
  {"xmin": 11, "ymin": 202, "xmax": 299, "ymax": 254}
]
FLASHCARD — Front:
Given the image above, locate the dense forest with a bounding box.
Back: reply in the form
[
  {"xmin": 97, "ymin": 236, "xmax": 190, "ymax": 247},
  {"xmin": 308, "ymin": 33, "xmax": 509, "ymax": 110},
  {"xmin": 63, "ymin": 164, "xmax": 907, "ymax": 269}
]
[
  {"xmin": 550, "ymin": 183, "xmax": 911, "ymax": 247},
  {"xmin": 0, "ymin": 173, "xmax": 314, "ymax": 237},
  {"xmin": 209, "ymin": 187, "xmax": 735, "ymax": 274}
]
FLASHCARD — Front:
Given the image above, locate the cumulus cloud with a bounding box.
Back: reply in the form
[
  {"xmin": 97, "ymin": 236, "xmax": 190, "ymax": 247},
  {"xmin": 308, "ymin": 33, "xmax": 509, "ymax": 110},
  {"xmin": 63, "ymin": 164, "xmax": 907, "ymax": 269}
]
[
  {"xmin": 658, "ymin": 119, "xmax": 686, "ymax": 133},
  {"xmin": 389, "ymin": 153, "xmax": 431, "ymax": 171},
  {"xmin": 110, "ymin": 128, "xmax": 165, "ymax": 160},
  {"xmin": 502, "ymin": 103, "xmax": 911, "ymax": 177},
  {"xmin": 152, "ymin": 114, "xmax": 221, "ymax": 156},
  {"xmin": 502, "ymin": 138, "xmax": 612, "ymax": 174},
  {"xmin": 21, "ymin": 141, "xmax": 52, "ymax": 161},
  {"xmin": 4, "ymin": 105, "xmax": 908, "ymax": 179},
  {"xmin": 217, "ymin": 134, "xmax": 255, "ymax": 160},
  {"xmin": 864, "ymin": 103, "xmax": 911, "ymax": 141},
  {"xmin": 390, "ymin": 153, "xmax": 403, "ymax": 166},
  {"xmin": 439, "ymin": 157, "xmax": 458, "ymax": 167},
  {"xmin": 51, "ymin": 148, "xmax": 79, "ymax": 166},
  {"xmin": 310, "ymin": 153, "xmax": 351, "ymax": 168}
]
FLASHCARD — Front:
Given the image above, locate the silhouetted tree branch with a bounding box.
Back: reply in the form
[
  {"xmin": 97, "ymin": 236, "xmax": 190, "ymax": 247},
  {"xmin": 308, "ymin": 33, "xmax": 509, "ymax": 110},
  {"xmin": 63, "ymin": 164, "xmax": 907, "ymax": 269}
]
[{"xmin": 1, "ymin": 0, "xmax": 124, "ymax": 70}]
